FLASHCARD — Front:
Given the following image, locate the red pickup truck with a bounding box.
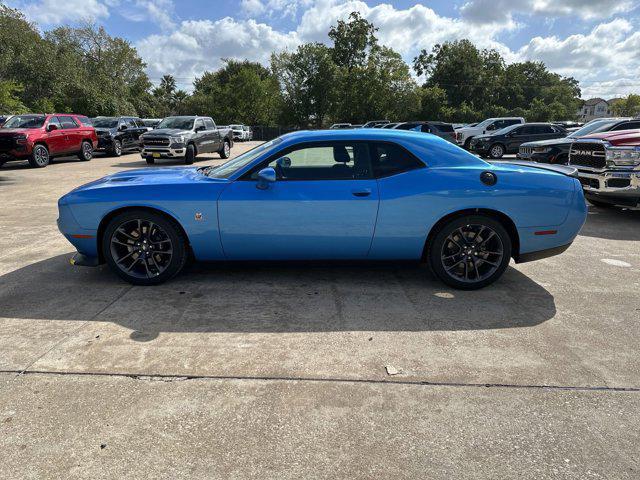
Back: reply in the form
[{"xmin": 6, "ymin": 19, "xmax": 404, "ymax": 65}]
[
  {"xmin": 0, "ymin": 114, "xmax": 97, "ymax": 168},
  {"xmin": 568, "ymin": 129, "xmax": 640, "ymax": 208}
]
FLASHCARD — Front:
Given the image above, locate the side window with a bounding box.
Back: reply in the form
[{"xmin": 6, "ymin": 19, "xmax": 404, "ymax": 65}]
[
  {"xmin": 539, "ymin": 125, "xmax": 555, "ymax": 134},
  {"xmin": 124, "ymin": 118, "xmax": 136, "ymax": 128},
  {"xmin": 59, "ymin": 116, "xmax": 79, "ymax": 129},
  {"xmin": 421, "ymin": 124, "xmax": 432, "ymax": 133},
  {"xmin": 195, "ymin": 119, "xmax": 206, "ymax": 131},
  {"xmin": 371, "ymin": 142, "xmax": 424, "ymax": 178},
  {"xmin": 132, "ymin": 118, "xmax": 143, "ymax": 128},
  {"xmin": 47, "ymin": 117, "xmax": 62, "ymax": 130},
  {"xmin": 204, "ymin": 118, "xmax": 215, "ymax": 130},
  {"xmin": 513, "ymin": 126, "xmax": 528, "ymax": 135},
  {"xmin": 612, "ymin": 121, "xmax": 640, "ymax": 131},
  {"xmin": 264, "ymin": 143, "xmax": 371, "ymax": 180},
  {"xmin": 76, "ymin": 116, "xmax": 92, "ymax": 126},
  {"xmin": 492, "ymin": 120, "xmax": 506, "ymax": 130}
]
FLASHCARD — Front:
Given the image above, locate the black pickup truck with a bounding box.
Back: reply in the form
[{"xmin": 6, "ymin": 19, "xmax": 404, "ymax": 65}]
[{"xmin": 140, "ymin": 116, "xmax": 234, "ymax": 165}]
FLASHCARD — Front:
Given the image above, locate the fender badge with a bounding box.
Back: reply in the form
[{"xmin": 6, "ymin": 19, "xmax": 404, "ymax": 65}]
[{"xmin": 195, "ymin": 213, "xmax": 203, "ymax": 221}]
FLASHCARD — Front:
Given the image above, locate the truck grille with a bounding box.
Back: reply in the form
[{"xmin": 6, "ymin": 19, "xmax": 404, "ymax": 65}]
[
  {"xmin": 143, "ymin": 137, "xmax": 170, "ymax": 147},
  {"xmin": 569, "ymin": 142, "xmax": 606, "ymax": 169},
  {"xmin": 0, "ymin": 136, "xmax": 15, "ymax": 151}
]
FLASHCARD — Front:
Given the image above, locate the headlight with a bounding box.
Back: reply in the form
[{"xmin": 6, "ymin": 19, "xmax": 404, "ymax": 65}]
[
  {"xmin": 533, "ymin": 147, "xmax": 551, "ymax": 153},
  {"xmin": 606, "ymin": 148, "xmax": 640, "ymax": 166},
  {"xmin": 170, "ymin": 135, "xmax": 185, "ymax": 143}
]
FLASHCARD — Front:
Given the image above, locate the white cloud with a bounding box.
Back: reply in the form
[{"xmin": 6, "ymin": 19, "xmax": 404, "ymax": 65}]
[
  {"xmin": 460, "ymin": 0, "xmax": 637, "ymax": 25},
  {"xmin": 13, "ymin": 0, "xmax": 109, "ymax": 24},
  {"xmin": 105, "ymin": 0, "xmax": 176, "ymax": 29}
]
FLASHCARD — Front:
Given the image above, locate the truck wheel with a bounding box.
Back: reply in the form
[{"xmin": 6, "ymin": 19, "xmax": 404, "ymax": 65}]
[
  {"xmin": 145, "ymin": 156, "xmax": 155, "ymax": 165},
  {"xmin": 78, "ymin": 141, "xmax": 93, "ymax": 161},
  {"xmin": 428, "ymin": 215, "xmax": 512, "ymax": 290},
  {"xmin": 463, "ymin": 138, "xmax": 473, "ymax": 150},
  {"xmin": 109, "ymin": 140, "xmax": 122, "ymax": 157},
  {"xmin": 488, "ymin": 144, "xmax": 505, "ymax": 159},
  {"xmin": 185, "ymin": 144, "xmax": 196, "ymax": 165},
  {"xmin": 219, "ymin": 140, "xmax": 231, "ymax": 159},
  {"xmin": 28, "ymin": 144, "xmax": 50, "ymax": 168}
]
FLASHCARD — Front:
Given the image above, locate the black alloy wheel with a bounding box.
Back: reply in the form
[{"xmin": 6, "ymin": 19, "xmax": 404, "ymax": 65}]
[
  {"xmin": 78, "ymin": 141, "xmax": 93, "ymax": 161},
  {"xmin": 103, "ymin": 210, "xmax": 187, "ymax": 285},
  {"xmin": 29, "ymin": 144, "xmax": 50, "ymax": 168},
  {"xmin": 429, "ymin": 215, "xmax": 511, "ymax": 290}
]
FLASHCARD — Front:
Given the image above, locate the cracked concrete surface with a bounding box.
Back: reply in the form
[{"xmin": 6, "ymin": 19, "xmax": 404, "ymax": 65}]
[{"xmin": 0, "ymin": 147, "xmax": 639, "ymax": 478}]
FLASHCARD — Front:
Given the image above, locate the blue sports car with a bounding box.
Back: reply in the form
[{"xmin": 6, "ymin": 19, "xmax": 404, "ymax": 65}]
[{"xmin": 58, "ymin": 129, "xmax": 587, "ymax": 289}]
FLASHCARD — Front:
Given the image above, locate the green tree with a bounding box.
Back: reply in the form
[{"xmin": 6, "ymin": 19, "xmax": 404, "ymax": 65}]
[
  {"xmin": 611, "ymin": 94, "xmax": 640, "ymax": 117},
  {"xmin": 271, "ymin": 43, "xmax": 336, "ymax": 127},
  {"xmin": 0, "ymin": 81, "xmax": 27, "ymax": 113}
]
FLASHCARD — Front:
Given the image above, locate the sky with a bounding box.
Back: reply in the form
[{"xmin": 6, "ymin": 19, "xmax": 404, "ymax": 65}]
[{"xmin": 7, "ymin": 0, "xmax": 640, "ymax": 99}]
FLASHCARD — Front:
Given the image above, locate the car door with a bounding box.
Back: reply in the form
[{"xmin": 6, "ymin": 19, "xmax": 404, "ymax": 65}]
[
  {"xmin": 45, "ymin": 116, "xmax": 66, "ymax": 154},
  {"xmin": 505, "ymin": 125, "xmax": 528, "ymax": 152},
  {"xmin": 203, "ymin": 118, "xmax": 220, "ymax": 152},
  {"xmin": 58, "ymin": 116, "xmax": 82, "ymax": 153},
  {"xmin": 121, "ymin": 118, "xmax": 136, "ymax": 149},
  {"xmin": 218, "ymin": 141, "xmax": 380, "ymax": 260}
]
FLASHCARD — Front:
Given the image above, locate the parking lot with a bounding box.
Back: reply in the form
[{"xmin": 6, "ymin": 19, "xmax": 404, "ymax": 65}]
[{"xmin": 1, "ymin": 144, "xmax": 639, "ymax": 478}]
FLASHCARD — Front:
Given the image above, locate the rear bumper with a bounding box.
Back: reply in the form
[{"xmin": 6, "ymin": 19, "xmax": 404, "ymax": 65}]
[{"xmin": 516, "ymin": 243, "xmax": 572, "ymax": 263}]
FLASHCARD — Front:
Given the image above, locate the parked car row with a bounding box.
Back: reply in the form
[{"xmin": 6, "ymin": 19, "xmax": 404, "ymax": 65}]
[
  {"xmin": 226, "ymin": 124, "xmax": 253, "ymax": 141},
  {"xmin": 0, "ymin": 113, "xmax": 234, "ymax": 168}
]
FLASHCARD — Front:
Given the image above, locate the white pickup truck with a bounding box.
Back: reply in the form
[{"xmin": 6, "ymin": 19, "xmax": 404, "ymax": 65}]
[{"xmin": 455, "ymin": 117, "xmax": 525, "ymax": 149}]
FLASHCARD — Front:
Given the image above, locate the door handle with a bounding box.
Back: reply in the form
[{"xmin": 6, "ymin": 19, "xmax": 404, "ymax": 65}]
[{"xmin": 351, "ymin": 189, "xmax": 371, "ymax": 197}]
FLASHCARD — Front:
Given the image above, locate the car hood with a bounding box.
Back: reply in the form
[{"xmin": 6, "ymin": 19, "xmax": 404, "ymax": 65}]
[
  {"xmin": 69, "ymin": 167, "xmax": 227, "ymax": 194},
  {"xmin": 0, "ymin": 128, "xmax": 39, "ymax": 135},
  {"xmin": 144, "ymin": 128, "xmax": 192, "ymax": 136},
  {"xmin": 519, "ymin": 137, "xmax": 572, "ymax": 148}
]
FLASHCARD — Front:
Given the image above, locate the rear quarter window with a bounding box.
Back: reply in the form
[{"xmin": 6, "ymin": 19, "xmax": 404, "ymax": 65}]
[
  {"xmin": 76, "ymin": 116, "xmax": 92, "ymax": 126},
  {"xmin": 371, "ymin": 142, "xmax": 424, "ymax": 178}
]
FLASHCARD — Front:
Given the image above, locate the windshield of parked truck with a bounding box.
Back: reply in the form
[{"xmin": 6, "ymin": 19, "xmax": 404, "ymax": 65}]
[
  {"xmin": 157, "ymin": 117, "xmax": 195, "ymax": 130},
  {"xmin": 568, "ymin": 120, "xmax": 621, "ymax": 138},
  {"xmin": 205, "ymin": 138, "xmax": 283, "ymax": 179},
  {"xmin": 92, "ymin": 118, "xmax": 119, "ymax": 128},
  {"xmin": 474, "ymin": 119, "xmax": 494, "ymax": 129},
  {"xmin": 3, "ymin": 115, "xmax": 46, "ymax": 129}
]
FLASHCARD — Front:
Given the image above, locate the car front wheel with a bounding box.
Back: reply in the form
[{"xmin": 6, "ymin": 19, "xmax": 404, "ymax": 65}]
[
  {"xmin": 488, "ymin": 144, "xmax": 505, "ymax": 159},
  {"xmin": 109, "ymin": 140, "xmax": 122, "ymax": 157},
  {"xmin": 185, "ymin": 144, "xmax": 196, "ymax": 164},
  {"xmin": 103, "ymin": 210, "xmax": 188, "ymax": 286},
  {"xmin": 429, "ymin": 215, "xmax": 512, "ymax": 290},
  {"xmin": 29, "ymin": 144, "xmax": 50, "ymax": 168}
]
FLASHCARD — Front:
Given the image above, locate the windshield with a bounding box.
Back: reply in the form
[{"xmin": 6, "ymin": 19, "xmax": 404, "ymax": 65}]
[
  {"xmin": 205, "ymin": 138, "xmax": 282, "ymax": 179},
  {"xmin": 157, "ymin": 117, "xmax": 194, "ymax": 130},
  {"xmin": 3, "ymin": 115, "xmax": 46, "ymax": 129},
  {"xmin": 568, "ymin": 120, "xmax": 620, "ymax": 138},
  {"xmin": 474, "ymin": 119, "xmax": 494, "ymax": 129},
  {"xmin": 92, "ymin": 118, "xmax": 118, "ymax": 128}
]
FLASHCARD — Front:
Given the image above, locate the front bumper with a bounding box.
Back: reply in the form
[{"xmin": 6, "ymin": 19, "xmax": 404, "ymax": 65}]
[
  {"xmin": 96, "ymin": 136, "xmax": 114, "ymax": 150},
  {"xmin": 576, "ymin": 167, "xmax": 640, "ymax": 200},
  {"xmin": 141, "ymin": 144, "xmax": 186, "ymax": 159}
]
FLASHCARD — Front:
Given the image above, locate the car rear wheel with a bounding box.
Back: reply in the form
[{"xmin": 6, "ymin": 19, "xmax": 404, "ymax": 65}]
[
  {"xmin": 429, "ymin": 215, "xmax": 512, "ymax": 290},
  {"xmin": 103, "ymin": 210, "xmax": 188, "ymax": 286},
  {"xmin": 488, "ymin": 144, "xmax": 505, "ymax": 159},
  {"xmin": 219, "ymin": 140, "xmax": 231, "ymax": 159},
  {"xmin": 28, "ymin": 144, "xmax": 50, "ymax": 168},
  {"xmin": 185, "ymin": 144, "xmax": 196, "ymax": 165},
  {"xmin": 78, "ymin": 141, "xmax": 93, "ymax": 161},
  {"xmin": 109, "ymin": 140, "xmax": 122, "ymax": 157}
]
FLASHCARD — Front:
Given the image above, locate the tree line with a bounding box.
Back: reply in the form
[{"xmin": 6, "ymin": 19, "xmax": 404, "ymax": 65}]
[{"xmin": 2, "ymin": 6, "xmax": 637, "ymax": 125}]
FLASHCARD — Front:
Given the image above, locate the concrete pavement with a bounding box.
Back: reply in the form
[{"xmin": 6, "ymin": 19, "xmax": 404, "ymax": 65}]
[{"xmin": 0, "ymin": 144, "xmax": 639, "ymax": 478}]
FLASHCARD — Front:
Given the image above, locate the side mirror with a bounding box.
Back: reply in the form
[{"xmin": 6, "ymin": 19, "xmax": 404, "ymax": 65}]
[
  {"xmin": 256, "ymin": 167, "xmax": 276, "ymax": 190},
  {"xmin": 47, "ymin": 124, "xmax": 58, "ymax": 132},
  {"xmin": 195, "ymin": 126, "xmax": 206, "ymax": 132},
  {"xmin": 486, "ymin": 125, "xmax": 496, "ymax": 131},
  {"xmin": 119, "ymin": 124, "xmax": 128, "ymax": 131}
]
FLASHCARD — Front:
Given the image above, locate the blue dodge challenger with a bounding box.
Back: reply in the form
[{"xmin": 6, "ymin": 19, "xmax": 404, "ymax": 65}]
[{"xmin": 58, "ymin": 129, "xmax": 587, "ymax": 289}]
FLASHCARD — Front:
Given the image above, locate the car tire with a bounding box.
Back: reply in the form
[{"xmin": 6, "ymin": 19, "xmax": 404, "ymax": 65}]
[
  {"xmin": 28, "ymin": 144, "xmax": 50, "ymax": 168},
  {"xmin": 219, "ymin": 140, "xmax": 231, "ymax": 159},
  {"xmin": 428, "ymin": 215, "xmax": 512, "ymax": 290},
  {"xmin": 488, "ymin": 144, "xmax": 505, "ymax": 159},
  {"xmin": 102, "ymin": 210, "xmax": 188, "ymax": 286},
  {"xmin": 463, "ymin": 138, "xmax": 473, "ymax": 150},
  {"xmin": 185, "ymin": 144, "xmax": 196, "ymax": 165},
  {"xmin": 109, "ymin": 140, "xmax": 122, "ymax": 157},
  {"xmin": 78, "ymin": 141, "xmax": 93, "ymax": 161}
]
